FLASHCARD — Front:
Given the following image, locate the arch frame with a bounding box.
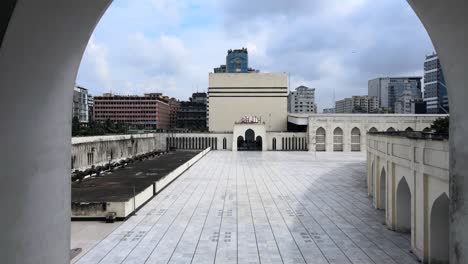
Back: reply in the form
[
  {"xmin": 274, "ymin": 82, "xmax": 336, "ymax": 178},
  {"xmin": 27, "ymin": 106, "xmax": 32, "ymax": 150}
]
[{"xmin": 2, "ymin": 1, "xmax": 468, "ymax": 263}]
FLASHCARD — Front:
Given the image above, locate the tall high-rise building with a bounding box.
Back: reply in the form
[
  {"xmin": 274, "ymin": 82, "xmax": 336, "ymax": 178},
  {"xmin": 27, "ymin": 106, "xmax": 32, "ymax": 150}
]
[
  {"xmin": 93, "ymin": 93, "xmax": 170, "ymax": 130},
  {"xmin": 87, "ymin": 95, "xmax": 94, "ymax": 123},
  {"xmin": 424, "ymin": 53, "xmax": 449, "ymax": 114},
  {"xmin": 335, "ymin": 95, "xmax": 379, "ymax": 113},
  {"xmin": 368, "ymin": 77, "xmax": 422, "ymax": 113},
  {"xmin": 213, "ymin": 48, "xmax": 258, "ymax": 73},
  {"xmin": 288, "ymin": 86, "xmax": 317, "ymax": 113},
  {"xmin": 72, "ymin": 86, "xmax": 89, "ymax": 123}
]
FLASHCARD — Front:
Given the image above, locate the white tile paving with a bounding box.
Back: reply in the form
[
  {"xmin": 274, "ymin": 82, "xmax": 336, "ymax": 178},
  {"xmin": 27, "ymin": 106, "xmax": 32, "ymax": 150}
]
[{"xmin": 74, "ymin": 151, "xmax": 419, "ymax": 264}]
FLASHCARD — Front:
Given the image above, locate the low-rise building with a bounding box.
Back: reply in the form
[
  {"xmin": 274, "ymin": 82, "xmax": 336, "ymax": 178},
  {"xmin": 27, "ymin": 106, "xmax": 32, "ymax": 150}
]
[
  {"xmin": 335, "ymin": 95, "xmax": 379, "ymax": 113},
  {"xmin": 93, "ymin": 93, "xmax": 170, "ymax": 130},
  {"xmin": 322, "ymin": 108, "xmax": 335, "ymax": 114},
  {"xmin": 176, "ymin": 93, "xmax": 207, "ymax": 131}
]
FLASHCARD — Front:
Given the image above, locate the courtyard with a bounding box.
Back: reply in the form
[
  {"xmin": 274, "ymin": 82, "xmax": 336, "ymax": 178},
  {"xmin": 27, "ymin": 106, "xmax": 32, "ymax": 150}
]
[{"xmin": 73, "ymin": 151, "xmax": 419, "ymax": 264}]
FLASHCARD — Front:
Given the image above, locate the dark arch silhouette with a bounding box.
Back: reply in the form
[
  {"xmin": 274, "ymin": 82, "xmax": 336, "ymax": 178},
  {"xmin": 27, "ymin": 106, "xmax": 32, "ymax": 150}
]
[
  {"xmin": 396, "ymin": 177, "xmax": 411, "ymax": 233},
  {"xmin": 369, "ymin": 160, "xmax": 375, "ymax": 197},
  {"xmin": 238, "ymin": 129, "xmax": 262, "ymax": 151},
  {"xmin": 237, "ymin": 136, "xmax": 244, "ymax": 150},
  {"xmin": 256, "ymin": 136, "xmax": 262, "ymax": 150},
  {"xmin": 380, "ymin": 168, "xmax": 386, "ymax": 210},
  {"xmin": 272, "ymin": 138, "xmax": 276, "ymax": 150},
  {"xmin": 369, "ymin": 127, "xmax": 378, "ymax": 133},
  {"xmin": 405, "ymin": 127, "xmax": 414, "ymax": 132},
  {"xmin": 430, "ymin": 193, "xmax": 449, "ymax": 263},
  {"xmin": 387, "ymin": 127, "xmax": 396, "ymax": 132},
  {"xmin": 245, "ymin": 129, "xmax": 255, "ymax": 141}
]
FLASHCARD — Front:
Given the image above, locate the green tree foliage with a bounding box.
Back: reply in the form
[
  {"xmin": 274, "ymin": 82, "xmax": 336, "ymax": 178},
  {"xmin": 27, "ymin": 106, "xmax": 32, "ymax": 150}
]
[
  {"xmin": 430, "ymin": 116, "xmax": 449, "ymax": 134},
  {"xmin": 72, "ymin": 118, "xmax": 127, "ymax": 137}
]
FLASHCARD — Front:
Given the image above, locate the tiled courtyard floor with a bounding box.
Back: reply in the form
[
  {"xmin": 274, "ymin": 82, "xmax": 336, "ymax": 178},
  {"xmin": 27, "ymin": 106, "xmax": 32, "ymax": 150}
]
[{"xmin": 74, "ymin": 151, "xmax": 419, "ymax": 264}]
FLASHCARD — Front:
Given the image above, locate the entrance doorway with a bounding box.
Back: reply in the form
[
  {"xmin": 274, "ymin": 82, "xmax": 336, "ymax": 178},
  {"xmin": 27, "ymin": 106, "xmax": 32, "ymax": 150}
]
[{"xmin": 238, "ymin": 129, "xmax": 262, "ymax": 151}]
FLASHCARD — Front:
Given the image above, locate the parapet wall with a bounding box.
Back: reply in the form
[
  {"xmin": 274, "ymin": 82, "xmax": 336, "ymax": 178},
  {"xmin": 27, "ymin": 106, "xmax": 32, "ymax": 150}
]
[
  {"xmin": 367, "ymin": 133, "xmax": 449, "ymax": 263},
  {"xmin": 71, "ymin": 134, "xmax": 167, "ymax": 170}
]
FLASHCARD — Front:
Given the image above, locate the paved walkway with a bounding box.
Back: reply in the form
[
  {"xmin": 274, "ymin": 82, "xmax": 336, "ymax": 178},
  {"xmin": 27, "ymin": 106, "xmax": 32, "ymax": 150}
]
[{"xmin": 74, "ymin": 151, "xmax": 418, "ymax": 264}]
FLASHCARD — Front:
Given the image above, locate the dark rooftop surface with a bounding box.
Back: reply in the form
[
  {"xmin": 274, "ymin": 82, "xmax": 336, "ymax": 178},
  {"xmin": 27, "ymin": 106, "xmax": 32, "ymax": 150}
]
[{"xmin": 72, "ymin": 150, "xmax": 201, "ymax": 203}]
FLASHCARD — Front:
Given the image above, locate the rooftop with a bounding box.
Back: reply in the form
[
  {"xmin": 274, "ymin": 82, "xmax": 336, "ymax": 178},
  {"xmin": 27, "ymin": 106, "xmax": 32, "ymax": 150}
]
[
  {"xmin": 72, "ymin": 151, "xmax": 200, "ymax": 203},
  {"xmin": 73, "ymin": 152, "xmax": 419, "ymax": 264}
]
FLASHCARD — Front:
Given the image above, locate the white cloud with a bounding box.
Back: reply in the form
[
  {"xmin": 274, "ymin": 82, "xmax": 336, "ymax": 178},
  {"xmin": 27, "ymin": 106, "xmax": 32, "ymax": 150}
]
[
  {"xmin": 79, "ymin": 36, "xmax": 112, "ymax": 93},
  {"xmin": 78, "ymin": 0, "xmax": 434, "ymax": 109}
]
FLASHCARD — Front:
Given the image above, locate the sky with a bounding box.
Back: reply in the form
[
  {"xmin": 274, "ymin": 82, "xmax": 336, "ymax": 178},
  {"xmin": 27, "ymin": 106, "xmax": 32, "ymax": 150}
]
[{"xmin": 77, "ymin": 0, "xmax": 435, "ymax": 110}]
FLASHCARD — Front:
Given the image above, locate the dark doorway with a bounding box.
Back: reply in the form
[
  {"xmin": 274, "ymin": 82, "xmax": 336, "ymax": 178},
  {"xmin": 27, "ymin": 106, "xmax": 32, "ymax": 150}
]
[
  {"xmin": 256, "ymin": 136, "xmax": 262, "ymax": 150},
  {"xmin": 238, "ymin": 129, "xmax": 262, "ymax": 151},
  {"xmin": 237, "ymin": 136, "xmax": 244, "ymax": 150}
]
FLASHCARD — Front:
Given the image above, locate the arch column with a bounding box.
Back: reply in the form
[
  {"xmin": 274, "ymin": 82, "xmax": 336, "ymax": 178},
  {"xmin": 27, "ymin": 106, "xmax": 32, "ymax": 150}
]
[
  {"xmin": 0, "ymin": 1, "xmax": 111, "ymax": 263},
  {"xmin": 408, "ymin": 1, "xmax": 468, "ymax": 262}
]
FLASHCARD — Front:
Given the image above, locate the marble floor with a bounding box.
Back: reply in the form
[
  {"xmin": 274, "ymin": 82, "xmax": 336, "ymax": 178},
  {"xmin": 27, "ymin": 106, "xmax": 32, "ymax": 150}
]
[{"xmin": 73, "ymin": 151, "xmax": 419, "ymax": 264}]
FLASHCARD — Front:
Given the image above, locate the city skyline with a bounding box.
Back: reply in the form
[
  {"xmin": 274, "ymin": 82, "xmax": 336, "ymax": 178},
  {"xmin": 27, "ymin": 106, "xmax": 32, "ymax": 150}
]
[{"xmin": 77, "ymin": 0, "xmax": 434, "ymax": 110}]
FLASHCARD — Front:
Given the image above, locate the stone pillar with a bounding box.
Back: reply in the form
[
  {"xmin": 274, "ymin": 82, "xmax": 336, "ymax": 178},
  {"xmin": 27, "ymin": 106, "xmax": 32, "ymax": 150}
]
[
  {"xmin": 408, "ymin": 1, "xmax": 468, "ymax": 262},
  {"xmin": 0, "ymin": 1, "xmax": 111, "ymax": 263}
]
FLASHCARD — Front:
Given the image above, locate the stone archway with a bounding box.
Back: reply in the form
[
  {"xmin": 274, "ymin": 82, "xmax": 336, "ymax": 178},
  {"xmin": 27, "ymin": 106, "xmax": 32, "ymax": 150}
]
[
  {"xmin": 430, "ymin": 193, "xmax": 449, "ymax": 264},
  {"xmin": 396, "ymin": 177, "xmax": 411, "ymax": 233},
  {"xmin": 0, "ymin": 1, "xmax": 467, "ymax": 263}
]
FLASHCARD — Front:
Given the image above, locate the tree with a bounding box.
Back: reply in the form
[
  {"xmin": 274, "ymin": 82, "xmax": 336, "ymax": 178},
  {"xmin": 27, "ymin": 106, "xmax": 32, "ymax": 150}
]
[
  {"xmin": 72, "ymin": 116, "xmax": 81, "ymax": 136},
  {"xmin": 430, "ymin": 116, "xmax": 449, "ymax": 134}
]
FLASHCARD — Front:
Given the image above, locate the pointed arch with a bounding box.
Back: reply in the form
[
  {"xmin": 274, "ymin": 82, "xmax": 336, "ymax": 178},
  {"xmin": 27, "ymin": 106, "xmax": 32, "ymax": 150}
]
[
  {"xmin": 237, "ymin": 136, "xmax": 244, "ymax": 150},
  {"xmin": 255, "ymin": 136, "xmax": 262, "ymax": 150},
  {"xmin": 387, "ymin": 127, "xmax": 396, "ymax": 132},
  {"xmin": 333, "ymin": 127, "xmax": 343, "ymax": 152},
  {"xmin": 369, "ymin": 127, "xmax": 378, "ymax": 133},
  {"xmin": 369, "ymin": 160, "xmax": 375, "ymax": 197},
  {"xmin": 223, "ymin": 137, "xmax": 227, "ymax": 150},
  {"xmin": 430, "ymin": 193, "xmax": 449, "ymax": 263},
  {"xmin": 405, "ymin": 127, "xmax": 414, "ymax": 132},
  {"xmin": 316, "ymin": 127, "xmax": 326, "ymax": 152},
  {"xmin": 380, "ymin": 167, "xmax": 386, "ymax": 210},
  {"xmin": 351, "ymin": 127, "xmax": 361, "ymax": 152},
  {"xmin": 272, "ymin": 138, "xmax": 277, "ymax": 150},
  {"xmin": 396, "ymin": 177, "xmax": 411, "ymax": 233}
]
